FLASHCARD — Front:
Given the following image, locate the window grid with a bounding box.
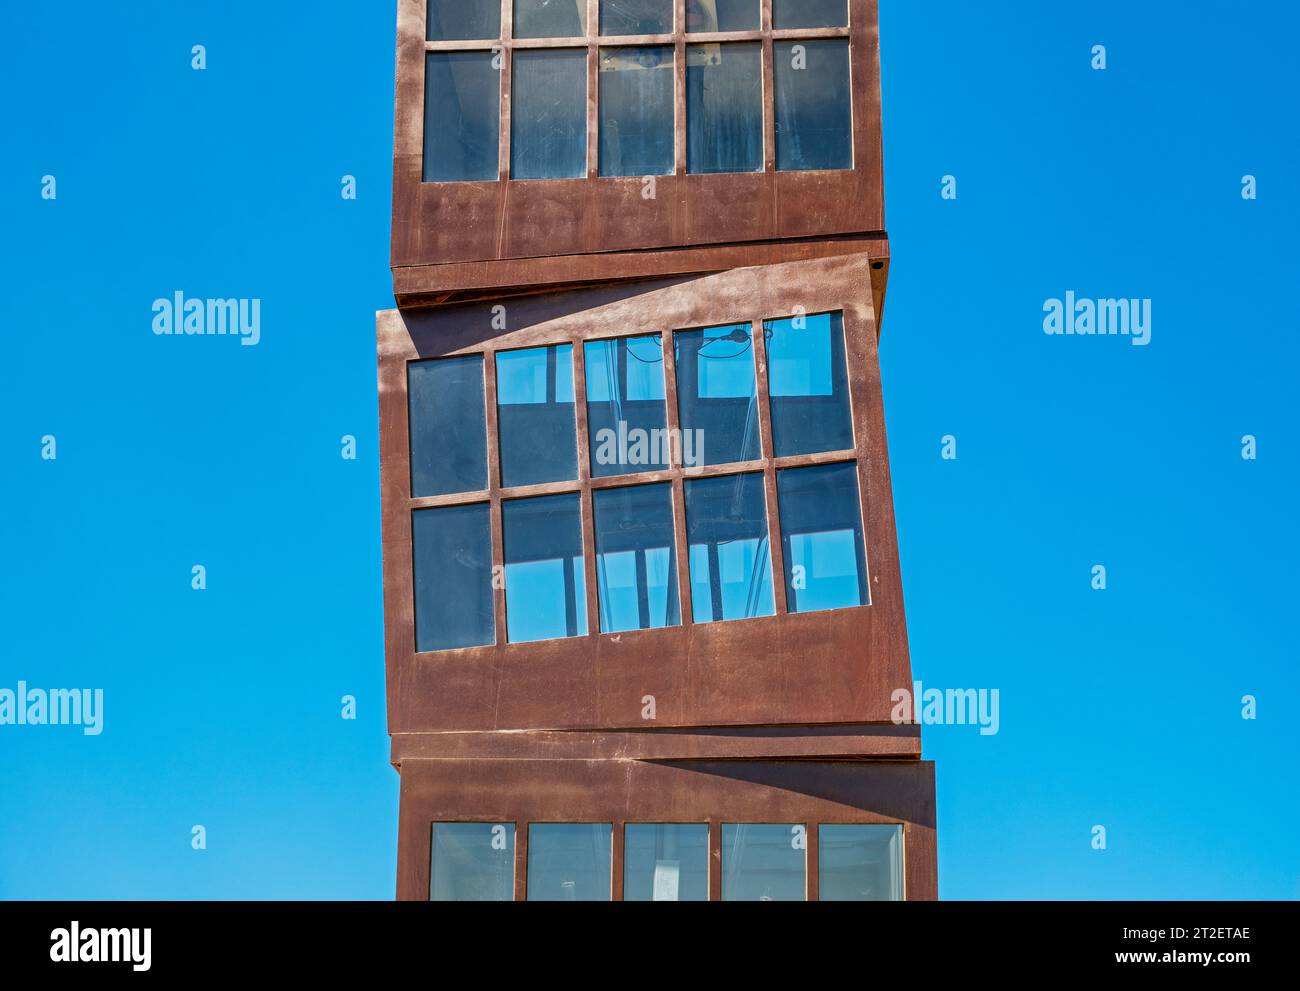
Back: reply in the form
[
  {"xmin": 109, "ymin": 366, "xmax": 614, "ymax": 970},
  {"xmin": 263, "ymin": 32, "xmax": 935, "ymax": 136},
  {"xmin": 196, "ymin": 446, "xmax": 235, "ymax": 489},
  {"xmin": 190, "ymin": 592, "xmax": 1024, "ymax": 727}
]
[
  {"xmin": 421, "ymin": 0, "xmax": 852, "ymax": 181},
  {"xmin": 408, "ymin": 311, "xmax": 867, "ymax": 652}
]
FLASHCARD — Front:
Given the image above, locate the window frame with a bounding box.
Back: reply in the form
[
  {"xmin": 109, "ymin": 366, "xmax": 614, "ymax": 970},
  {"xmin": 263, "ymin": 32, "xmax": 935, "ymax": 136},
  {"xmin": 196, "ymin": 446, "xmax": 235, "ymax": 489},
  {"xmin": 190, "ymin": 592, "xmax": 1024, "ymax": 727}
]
[{"xmin": 418, "ymin": 0, "xmax": 854, "ymax": 183}]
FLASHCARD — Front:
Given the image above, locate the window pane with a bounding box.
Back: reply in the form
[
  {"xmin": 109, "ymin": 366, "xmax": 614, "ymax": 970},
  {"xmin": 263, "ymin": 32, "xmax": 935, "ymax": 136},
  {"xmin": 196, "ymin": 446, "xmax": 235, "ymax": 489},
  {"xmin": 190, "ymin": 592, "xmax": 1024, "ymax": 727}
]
[
  {"xmin": 819, "ymin": 825, "xmax": 903, "ymax": 901},
  {"xmin": 674, "ymin": 324, "xmax": 759, "ymax": 466},
  {"xmin": 775, "ymin": 39, "xmax": 851, "ymax": 170},
  {"xmin": 430, "ymin": 823, "xmax": 515, "ymax": 900},
  {"xmin": 765, "ymin": 311, "xmax": 853, "ymax": 456},
  {"xmin": 684, "ymin": 473, "xmax": 774, "ymax": 623},
  {"xmin": 424, "ymin": 52, "xmax": 501, "ymax": 182},
  {"xmin": 514, "ymin": 0, "xmax": 588, "ymax": 38},
  {"xmin": 686, "ymin": 0, "xmax": 759, "ymax": 32},
  {"xmin": 624, "ymin": 824, "xmax": 709, "ymax": 901},
  {"xmin": 599, "ymin": 47, "xmax": 674, "ymax": 177},
  {"xmin": 773, "ymin": 0, "xmax": 847, "ymax": 29},
  {"xmin": 503, "ymin": 494, "xmax": 587, "ymax": 643},
  {"xmin": 427, "ymin": 0, "xmax": 500, "ymax": 41},
  {"xmin": 687, "ymin": 42, "xmax": 762, "ymax": 174},
  {"xmin": 413, "ymin": 504, "xmax": 495, "ymax": 651},
  {"xmin": 409, "ymin": 355, "xmax": 487, "ymax": 497},
  {"xmin": 584, "ymin": 335, "xmax": 669, "ymax": 477},
  {"xmin": 777, "ymin": 462, "xmax": 868, "ymax": 613},
  {"xmin": 512, "ymin": 49, "xmax": 587, "ymax": 180},
  {"xmin": 600, "ymin": 0, "xmax": 672, "ymax": 35},
  {"xmin": 593, "ymin": 484, "xmax": 680, "ymax": 633},
  {"xmin": 496, "ymin": 345, "xmax": 578, "ymax": 487},
  {"xmin": 527, "ymin": 824, "xmax": 612, "ymax": 901},
  {"xmin": 722, "ymin": 824, "xmax": 806, "ymax": 901}
]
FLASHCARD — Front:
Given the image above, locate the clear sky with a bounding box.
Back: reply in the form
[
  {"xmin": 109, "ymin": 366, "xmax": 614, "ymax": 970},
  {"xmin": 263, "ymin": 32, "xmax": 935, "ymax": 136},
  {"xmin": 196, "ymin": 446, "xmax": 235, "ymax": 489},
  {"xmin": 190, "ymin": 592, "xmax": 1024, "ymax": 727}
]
[{"xmin": 2, "ymin": 1, "xmax": 1296, "ymax": 899}]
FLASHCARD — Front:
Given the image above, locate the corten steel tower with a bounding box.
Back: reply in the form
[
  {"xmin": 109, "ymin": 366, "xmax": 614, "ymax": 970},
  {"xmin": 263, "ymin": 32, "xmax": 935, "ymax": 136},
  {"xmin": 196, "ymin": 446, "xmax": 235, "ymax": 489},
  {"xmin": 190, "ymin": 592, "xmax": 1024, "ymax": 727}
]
[{"xmin": 379, "ymin": 0, "xmax": 936, "ymax": 901}]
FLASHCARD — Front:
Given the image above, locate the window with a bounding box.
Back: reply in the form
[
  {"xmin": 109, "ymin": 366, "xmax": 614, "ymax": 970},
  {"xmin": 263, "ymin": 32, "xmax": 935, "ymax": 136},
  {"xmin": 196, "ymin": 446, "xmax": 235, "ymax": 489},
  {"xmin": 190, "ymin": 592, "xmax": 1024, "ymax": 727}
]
[
  {"xmin": 503, "ymin": 494, "xmax": 587, "ymax": 643},
  {"xmin": 722, "ymin": 824, "xmax": 807, "ymax": 901},
  {"xmin": 765, "ymin": 312, "xmax": 853, "ymax": 456},
  {"xmin": 684, "ymin": 473, "xmax": 774, "ymax": 623},
  {"xmin": 686, "ymin": 42, "xmax": 763, "ymax": 174},
  {"xmin": 496, "ymin": 344, "xmax": 578, "ymax": 487},
  {"xmin": 674, "ymin": 324, "xmax": 760, "ymax": 466},
  {"xmin": 584, "ymin": 335, "xmax": 669, "ymax": 478},
  {"xmin": 624, "ymin": 824, "xmax": 709, "ymax": 901},
  {"xmin": 686, "ymin": 0, "xmax": 759, "ymax": 32},
  {"xmin": 599, "ymin": 47, "xmax": 675, "ymax": 177},
  {"xmin": 775, "ymin": 39, "xmax": 852, "ymax": 171},
  {"xmin": 430, "ymin": 822, "xmax": 515, "ymax": 900},
  {"xmin": 426, "ymin": 0, "xmax": 500, "ymax": 42},
  {"xmin": 593, "ymin": 484, "xmax": 680, "ymax": 633},
  {"xmin": 777, "ymin": 462, "xmax": 868, "ymax": 613},
  {"xmin": 413, "ymin": 504, "xmax": 495, "ymax": 651},
  {"xmin": 600, "ymin": 0, "xmax": 672, "ymax": 35},
  {"xmin": 514, "ymin": 0, "xmax": 587, "ymax": 39},
  {"xmin": 773, "ymin": 0, "xmax": 848, "ymax": 29},
  {"xmin": 512, "ymin": 49, "xmax": 587, "ymax": 179},
  {"xmin": 819, "ymin": 824, "xmax": 902, "ymax": 900},
  {"xmin": 409, "ymin": 355, "xmax": 487, "ymax": 497},
  {"xmin": 527, "ymin": 824, "xmax": 612, "ymax": 900}
]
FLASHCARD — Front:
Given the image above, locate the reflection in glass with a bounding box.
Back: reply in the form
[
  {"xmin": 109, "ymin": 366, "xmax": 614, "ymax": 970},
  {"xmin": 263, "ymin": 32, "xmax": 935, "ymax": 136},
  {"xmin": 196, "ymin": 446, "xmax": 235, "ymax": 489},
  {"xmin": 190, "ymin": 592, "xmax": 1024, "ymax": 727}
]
[
  {"xmin": 512, "ymin": 49, "xmax": 587, "ymax": 179},
  {"xmin": 426, "ymin": 0, "xmax": 500, "ymax": 41},
  {"xmin": 496, "ymin": 345, "xmax": 577, "ymax": 487},
  {"xmin": 584, "ymin": 336, "xmax": 669, "ymax": 478},
  {"xmin": 430, "ymin": 822, "xmax": 515, "ymax": 900},
  {"xmin": 773, "ymin": 0, "xmax": 848, "ymax": 29},
  {"xmin": 527, "ymin": 824, "xmax": 612, "ymax": 901},
  {"xmin": 686, "ymin": 42, "xmax": 762, "ymax": 174},
  {"xmin": 722, "ymin": 824, "xmax": 806, "ymax": 901},
  {"xmin": 624, "ymin": 824, "xmax": 709, "ymax": 901},
  {"xmin": 599, "ymin": 47, "xmax": 675, "ymax": 177},
  {"xmin": 514, "ymin": 0, "xmax": 588, "ymax": 38},
  {"xmin": 777, "ymin": 462, "xmax": 868, "ymax": 613},
  {"xmin": 409, "ymin": 355, "xmax": 487, "ymax": 497},
  {"xmin": 684, "ymin": 473, "xmax": 774, "ymax": 623},
  {"xmin": 423, "ymin": 52, "xmax": 500, "ymax": 182},
  {"xmin": 593, "ymin": 484, "xmax": 680, "ymax": 633},
  {"xmin": 775, "ymin": 39, "xmax": 852, "ymax": 171},
  {"xmin": 765, "ymin": 312, "xmax": 853, "ymax": 456},
  {"xmin": 685, "ymin": 0, "xmax": 758, "ymax": 32},
  {"xmin": 819, "ymin": 824, "xmax": 903, "ymax": 901},
  {"xmin": 674, "ymin": 324, "xmax": 759, "ymax": 466},
  {"xmin": 503, "ymin": 494, "xmax": 587, "ymax": 643},
  {"xmin": 413, "ymin": 504, "xmax": 495, "ymax": 651},
  {"xmin": 600, "ymin": 0, "xmax": 672, "ymax": 35}
]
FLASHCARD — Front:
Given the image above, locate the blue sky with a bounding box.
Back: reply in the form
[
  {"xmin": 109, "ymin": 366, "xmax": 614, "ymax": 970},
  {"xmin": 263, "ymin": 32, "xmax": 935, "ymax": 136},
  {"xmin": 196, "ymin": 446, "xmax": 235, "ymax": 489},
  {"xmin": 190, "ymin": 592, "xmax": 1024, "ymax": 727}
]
[{"xmin": 1, "ymin": 1, "xmax": 1296, "ymax": 899}]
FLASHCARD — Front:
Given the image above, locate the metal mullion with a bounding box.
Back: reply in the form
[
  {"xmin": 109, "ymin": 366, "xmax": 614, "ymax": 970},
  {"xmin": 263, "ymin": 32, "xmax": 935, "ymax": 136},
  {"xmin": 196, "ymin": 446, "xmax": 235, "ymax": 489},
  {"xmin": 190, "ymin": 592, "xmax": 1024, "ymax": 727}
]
[
  {"xmin": 760, "ymin": 0, "xmax": 776, "ymax": 173},
  {"xmin": 660, "ymin": 329, "xmax": 693, "ymax": 624},
  {"xmin": 572, "ymin": 332, "xmax": 601, "ymax": 637},
  {"xmin": 483, "ymin": 350, "xmax": 509, "ymax": 643},
  {"xmin": 752, "ymin": 318, "xmax": 788, "ymax": 613},
  {"xmin": 587, "ymin": 0, "xmax": 599, "ymax": 177},
  {"xmin": 806, "ymin": 823, "xmax": 819, "ymax": 901},
  {"xmin": 770, "ymin": 27, "xmax": 850, "ymax": 40}
]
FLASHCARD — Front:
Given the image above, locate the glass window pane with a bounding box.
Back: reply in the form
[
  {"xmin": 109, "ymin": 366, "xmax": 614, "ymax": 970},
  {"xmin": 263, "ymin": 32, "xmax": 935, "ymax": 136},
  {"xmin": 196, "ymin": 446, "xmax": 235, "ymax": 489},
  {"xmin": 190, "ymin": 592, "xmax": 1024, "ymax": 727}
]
[
  {"xmin": 722, "ymin": 824, "xmax": 806, "ymax": 901},
  {"xmin": 674, "ymin": 324, "xmax": 759, "ymax": 466},
  {"xmin": 514, "ymin": 0, "xmax": 588, "ymax": 38},
  {"xmin": 599, "ymin": 47, "xmax": 674, "ymax": 177},
  {"xmin": 777, "ymin": 462, "xmax": 868, "ymax": 613},
  {"xmin": 413, "ymin": 504, "xmax": 495, "ymax": 651},
  {"xmin": 819, "ymin": 825, "xmax": 903, "ymax": 901},
  {"xmin": 512, "ymin": 49, "xmax": 587, "ymax": 179},
  {"xmin": 593, "ymin": 484, "xmax": 680, "ymax": 633},
  {"xmin": 409, "ymin": 355, "xmax": 487, "ymax": 497},
  {"xmin": 765, "ymin": 311, "xmax": 853, "ymax": 456},
  {"xmin": 424, "ymin": 52, "xmax": 501, "ymax": 182},
  {"xmin": 775, "ymin": 39, "xmax": 851, "ymax": 171},
  {"xmin": 527, "ymin": 824, "xmax": 612, "ymax": 900},
  {"xmin": 427, "ymin": 0, "xmax": 501, "ymax": 41},
  {"xmin": 687, "ymin": 42, "xmax": 762, "ymax": 174},
  {"xmin": 503, "ymin": 494, "xmax": 587, "ymax": 643},
  {"xmin": 624, "ymin": 824, "xmax": 709, "ymax": 901},
  {"xmin": 584, "ymin": 335, "xmax": 669, "ymax": 478},
  {"xmin": 684, "ymin": 473, "xmax": 774, "ymax": 623},
  {"xmin": 496, "ymin": 345, "xmax": 578, "ymax": 487},
  {"xmin": 686, "ymin": 0, "xmax": 759, "ymax": 32},
  {"xmin": 773, "ymin": 0, "xmax": 847, "ymax": 29},
  {"xmin": 600, "ymin": 0, "xmax": 672, "ymax": 35},
  {"xmin": 430, "ymin": 823, "xmax": 515, "ymax": 900}
]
